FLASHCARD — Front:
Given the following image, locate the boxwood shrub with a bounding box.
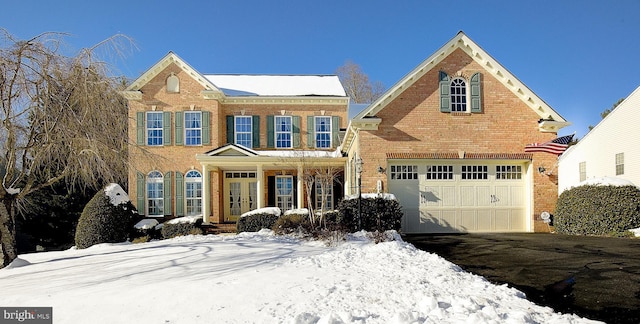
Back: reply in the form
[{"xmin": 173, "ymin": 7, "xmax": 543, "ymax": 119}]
[
  {"xmin": 336, "ymin": 196, "xmax": 403, "ymax": 232},
  {"xmin": 555, "ymin": 185, "xmax": 640, "ymax": 235},
  {"xmin": 272, "ymin": 212, "xmax": 310, "ymax": 235},
  {"xmin": 161, "ymin": 218, "xmax": 204, "ymax": 239},
  {"xmin": 237, "ymin": 212, "xmax": 280, "ymax": 233}
]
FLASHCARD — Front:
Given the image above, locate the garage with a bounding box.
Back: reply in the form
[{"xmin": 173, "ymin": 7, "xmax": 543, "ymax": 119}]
[{"xmin": 389, "ymin": 160, "xmax": 530, "ymax": 233}]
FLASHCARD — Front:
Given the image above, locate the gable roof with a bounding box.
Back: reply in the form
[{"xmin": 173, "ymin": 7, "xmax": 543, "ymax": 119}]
[
  {"xmin": 354, "ymin": 31, "xmax": 569, "ymax": 131},
  {"xmin": 206, "ymin": 75, "xmax": 347, "ymax": 97}
]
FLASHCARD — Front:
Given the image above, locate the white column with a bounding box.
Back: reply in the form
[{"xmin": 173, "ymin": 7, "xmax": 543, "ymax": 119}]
[
  {"xmin": 257, "ymin": 164, "xmax": 264, "ymax": 208},
  {"xmin": 297, "ymin": 164, "xmax": 304, "ymax": 209},
  {"xmin": 202, "ymin": 164, "xmax": 210, "ymax": 224}
]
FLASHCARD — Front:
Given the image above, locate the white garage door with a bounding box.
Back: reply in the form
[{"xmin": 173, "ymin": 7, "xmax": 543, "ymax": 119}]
[{"xmin": 389, "ymin": 161, "xmax": 528, "ymax": 233}]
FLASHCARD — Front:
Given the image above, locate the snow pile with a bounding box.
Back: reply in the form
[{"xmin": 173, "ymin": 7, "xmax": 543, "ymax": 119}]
[
  {"xmin": 285, "ymin": 208, "xmax": 309, "ymax": 216},
  {"xmin": 578, "ymin": 177, "xmax": 638, "ymax": 188},
  {"xmin": 240, "ymin": 207, "xmax": 281, "ymax": 218},
  {"xmin": 103, "ymin": 183, "xmax": 130, "ymax": 206},
  {"xmin": 0, "ymin": 232, "xmax": 600, "ymax": 323},
  {"xmin": 345, "ymin": 193, "xmax": 397, "ymax": 200},
  {"xmin": 134, "ymin": 219, "xmax": 159, "ymax": 230},
  {"xmin": 166, "ymin": 215, "xmax": 202, "ymax": 224}
]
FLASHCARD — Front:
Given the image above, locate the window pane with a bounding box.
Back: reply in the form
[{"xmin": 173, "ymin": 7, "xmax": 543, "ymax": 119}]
[
  {"xmin": 146, "ymin": 112, "xmax": 163, "ymax": 146},
  {"xmin": 275, "ymin": 116, "xmax": 292, "ymax": 148},
  {"xmin": 184, "ymin": 112, "xmax": 202, "ymax": 146},
  {"xmin": 450, "ymin": 78, "xmax": 467, "ymax": 112},
  {"xmin": 315, "ymin": 116, "xmax": 331, "ymax": 148},
  {"xmin": 235, "ymin": 116, "xmax": 252, "ymax": 148}
]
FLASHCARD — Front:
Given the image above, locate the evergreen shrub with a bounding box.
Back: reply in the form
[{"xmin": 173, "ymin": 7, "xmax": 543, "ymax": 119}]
[
  {"xmin": 237, "ymin": 212, "xmax": 280, "ymax": 233},
  {"xmin": 272, "ymin": 213, "xmax": 310, "ymax": 235},
  {"xmin": 555, "ymin": 185, "xmax": 640, "ymax": 235},
  {"xmin": 161, "ymin": 218, "xmax": 203, "ymax": 239},
  {"xmin": 336, "ymin": 196, "xmax": 403, "ymax": 232}
]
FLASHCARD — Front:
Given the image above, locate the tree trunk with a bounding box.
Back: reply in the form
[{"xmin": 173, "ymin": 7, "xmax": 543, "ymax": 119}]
[{"xmin": 0, "ymin": 197, "xmax": 18, "ymax": 268}]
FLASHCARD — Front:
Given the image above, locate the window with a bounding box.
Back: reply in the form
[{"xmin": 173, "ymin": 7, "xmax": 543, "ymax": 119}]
[
  {"xmin": 315, "ymin": 176, "xmax": 333, "ymax": 210},
  {"xmin": 185, "ymin": 111, "xmax": 202, "ymax": 146},
  {"xmin": 579, "ymin": 162, "xmax": 586, "ymax": 182},
  {"xmin": 450, "ymin": 78, "xmax": 467, "ymax": 112},
  {"xmin": 185, "ymin": 170, "xmax": 202, "ymax": 216},
  {"xmin": 275, "ymin": 116, "xmax": 292, "ymax": 148},
  {"xmin": 146, "ymin": 112, "xmax": 163, "ymax": 146},
  {"xmin": 616, "ymin": 153, "xmax": 624, "ymax": 175},
  {"xmin": 461, "ymin": 165, "xmax": 488, "ymax": 180},
  {"xmin": 390, "ymin": 165, "xmax": 418, "ymax": 180},
  {"xmin": 496, "ymin": 165, "xmax": 522, "ymax": 180},
  {"xmin": 147, "ymin": 171, "xmax": 164, "ymax": 216},
  {"xmin": 425, "ymin": 165, "xmax": 453, "ymax": 180},
  {"xmin": 235, "ymin": 116, "xmax": 252, "ymax": 148},
  {"xmin": 276, "ymin": 176, "xmax": 293, "ymax": 211},
  {"xmin": 315, "ymin": 116, "xmax": 331, "ymax": 148}
]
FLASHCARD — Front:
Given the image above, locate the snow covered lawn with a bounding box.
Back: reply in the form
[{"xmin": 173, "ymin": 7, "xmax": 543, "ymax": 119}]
[{"xmin": 1, "ymin": 231, "xmax": 600, "ymax": 323}]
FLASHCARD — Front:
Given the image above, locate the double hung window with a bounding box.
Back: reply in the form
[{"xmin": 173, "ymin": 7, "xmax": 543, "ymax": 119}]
[{"xmin": 185, "ymin": 112, "xmax": 202, "ymax": 146}]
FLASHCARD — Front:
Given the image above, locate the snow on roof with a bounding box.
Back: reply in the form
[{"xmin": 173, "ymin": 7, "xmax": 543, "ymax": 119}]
[
  {"xmin": 104, "ymin": 183, "xmax": 130, "ymax": 206},
  {"xmin": 579, "ymin": 177, "xmax": 638, "ymax": 188},
  {"xmin": 256, "ymin": 148, "xmax": 342, "ymax": 158},
  {"xmin": 205, "ymin": 75, "xmax": 347, "ymax": 97}
]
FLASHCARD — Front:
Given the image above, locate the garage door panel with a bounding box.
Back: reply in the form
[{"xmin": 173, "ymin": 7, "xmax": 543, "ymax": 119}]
[
  {"xmin": 510, "ymin": 186, "xmax": 525, "ymax": 206},
  {"xmin": 495, "ymin": 210, "xmax": 510, "ymax": 230},
  {"xmin": 494, "ymin": 186, "xmax": 509, "ymax": 206},
  {"xmin": 460, "ymin": 186, "xmax": 475, "ymax": 206},
  {"xmin": 420, "ymin": 187, "xmax": 441, "ymax": 206},
  {"xmin": 510, "ymin": 209, "xmax": 526, "ymax": 231},
  {"xmin": 460, "ymin": 210, "xmax": 475, "ymax": 231},
  {"xmin": 441, "ymin": 186, "xmax": 456, "ymax": 207},
  {"xmin": 476, "ymin": 186, "xmax": 491, "ymax": 207},
  {"xmin": 476, "ymin": 209, "xmax": 492, "ymax": 231}
]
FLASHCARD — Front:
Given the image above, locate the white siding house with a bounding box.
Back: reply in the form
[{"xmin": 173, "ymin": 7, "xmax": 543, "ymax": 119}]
[{"xmin": 558, "ymin": 85, "xmax": 640, "ymax": 193}]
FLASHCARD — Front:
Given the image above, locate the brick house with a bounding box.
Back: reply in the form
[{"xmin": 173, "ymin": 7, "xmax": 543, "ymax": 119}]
[
  {"xmin": 122, "ymin": 52, "xmax": 348, "ymax": 228},
  {"xmin": 341, "ymin": 32, "xmax": 569, "ymax": 233}
]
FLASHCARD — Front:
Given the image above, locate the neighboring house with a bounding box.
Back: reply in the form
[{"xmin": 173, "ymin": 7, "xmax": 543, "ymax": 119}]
[
  {"xmin": 558, "ymin": 85, "xmax": 640, "ymax": 193},
  {"xmin": 121, "ymin": 52, "xmax": 348, "ymax": 226},
  {"xmin": 341, "ymin": 31, "xmax": 570, "ymax": 233}
]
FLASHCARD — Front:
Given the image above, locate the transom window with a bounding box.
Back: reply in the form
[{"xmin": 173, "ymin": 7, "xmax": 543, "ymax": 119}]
[
  {"xmin": 275, "ymin": 116, "xmax": 292, "ymax": 148},
  {"xmin": 390, "ymin": 165, "xmax": 418, "ymax": 180},
  {"xmin": 276, "ymin": 176, "xmax": 293, "ymax": 211},
  {"xmin": 185, "ymin": 170, "xmax": 202, "ymax": 216},
  {"xmin": 461, "ymin": 165, "xmax": 488, "ymax": 180},
  {"xmin": 146, "ymin": 112, "xmax": 163, "ymax": 146},
  {"xmin": 450, "ymin": 78, "xmax": 467, "ymax": 112},
  {"xmin": 496, "ymin": 165, "xmax": 522, "ymax": 180},
  {"xmin": 147, "ymin": 171, "xmax": 164, "ymax": 216},
  {"xmin": 185, "ymin": 111, "xmax": 202, "ymax": 146},
  {"xmin": 225, "ymin": 172, "xmax": 257, "ymax": 179},
  {"xmin": 315, "ymin": 116, "xmax": 331, "ymax": 148},
  {"xmin": 425, "ymin": 165, "xmax": 453, "ymax": 180},
  {"xmin": 235, "ymin": 116, "xmax": 252, "ymax": 148},
  {"xmin": 615, "ymin": 153, "xmax": 624, "ymax": 175}
]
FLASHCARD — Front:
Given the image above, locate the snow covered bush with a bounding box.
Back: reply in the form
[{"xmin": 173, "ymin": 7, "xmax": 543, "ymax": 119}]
[
  {"xmin": 272, "ymin": 212, "xmax": 310, "ymax": 235},
  {"xmin": 133, "ymin": 219, "xmax": 161, "ymax": 241},
  {"xmin": 336, "ymin": 195, "xmax": 403, "ymax": 232},
  {"xmin": 161, "ymin": 216, "xmax": 203, "ymax": 239},
  {"xmin": 75, "ymin": 184, "xmax": 139, "ymax": 249},
  {"xmin": 237, "ymin": 208, "xmax": 281, "ymax": 233},
  {"xmin": 555, "ymin": 184, "xmax": 640, "ymax": 236}
]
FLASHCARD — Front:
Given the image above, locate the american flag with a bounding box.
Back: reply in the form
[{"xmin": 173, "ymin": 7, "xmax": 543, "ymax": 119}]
[{"xmin": 524, "ymin": 134, "xmax": 574, "ymax": 155}]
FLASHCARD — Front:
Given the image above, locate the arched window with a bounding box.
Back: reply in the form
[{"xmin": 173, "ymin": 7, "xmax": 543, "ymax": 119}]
[
  {"xmin": 450, "ymin": 78, "xmax": 467, "ymax": 112},
  {"xmin": 147, "ymin": 171, "xmax": 164, "ymax": 216},
  {"xmin": 166, "ymin": 74, "xmax": 179, "ymax": 93},
  {"xmin": 185, "ymin": 170, "xmax": 202, "ymax": 215}
]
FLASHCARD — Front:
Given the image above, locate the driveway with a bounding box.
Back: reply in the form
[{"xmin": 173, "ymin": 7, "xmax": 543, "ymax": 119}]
[{"xmin": 403, "ymin": 233, "xmax": 640, "ymax": 324}]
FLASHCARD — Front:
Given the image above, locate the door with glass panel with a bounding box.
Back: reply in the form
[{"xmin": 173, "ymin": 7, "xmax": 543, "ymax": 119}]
[{"xmin": 224, "ymin": 172, "xmax": 257, "ymax": 222}]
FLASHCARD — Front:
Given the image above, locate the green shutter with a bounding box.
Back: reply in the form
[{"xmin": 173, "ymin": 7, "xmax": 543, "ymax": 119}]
[
  {"xmin": 163, "ymin": 112, "xmax": 171, "ymax": 145},
  {"xmin": 226, "ymin": 115, "xmax": 234, "ymax": 144},
  {"xmin": 307, "ymin": 116, "xmax": 314, "ymax": 148},
  {"xmin": 175, "ymin": 112, "xmax": 183, "ymax": 145},
  {"xmin": 136, "ymin": 172, "xmax": 145, "ymax": 214},
  {"xmin": 267, "ymin": 115, "xmax": 274, "ymax": 148},
  {"xmin": 175, "ymin": 171, "xmax": 184, "ymax": 217},
  {"xmin": 252, "ymin": 115, "xmax": 260, "ymax": 148},
  {"xmin": 202, "ymin": 111, "xmax": 210, "ymax": 145},
  {"xmin": 137, "ymin": 112, "xmax": 145, "ymax": 145},
  {"xmin": 470, "ymin": 72, "xmax": 482, "ymax": 113},
  {"xmin": 332, "ymin": 116, "xmax": 340, "ymax": 147},
  {"xmin": 164, "ymin": 171, "xmax": 172, "ymax": 216},
  {"xmin": 439, "ymin": 71, "xmax": 451, "ymax": 113},
  {"xmin": 293, "ymin": 116, "xmax": 301, "ymax": 148}
]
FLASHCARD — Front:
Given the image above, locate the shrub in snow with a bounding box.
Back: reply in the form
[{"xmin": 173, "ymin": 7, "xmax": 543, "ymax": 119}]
[
  {"xmin": 336, "ymin": 196, "xmax": 403, "ymax": 232},
  {"xmin": 555, "ymin": 185, "xmax": 640, "ymax": 236},
  {"xmin": 75, "ymin": 184, "xmax": 139, "ymax": 249},
  {"xmin": 161, "ymin": 217, "xmax": 203, "ymax": 239},
  {"xmin": 272, "ymin": 212, "xmax": 310, "ymax": 235},
  {"xmin": 237, "ymin": 208, "xmax": 281, "ymax": 233},
  {"xmin": 133, "ymin": 219, "xmax": 161, "ymax": 241}
]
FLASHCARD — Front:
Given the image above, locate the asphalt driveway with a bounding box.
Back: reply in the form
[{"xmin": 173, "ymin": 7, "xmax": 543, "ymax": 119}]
[{"xmin": 403, "ymin": 233, "xmax": 640, "ymax": 324}]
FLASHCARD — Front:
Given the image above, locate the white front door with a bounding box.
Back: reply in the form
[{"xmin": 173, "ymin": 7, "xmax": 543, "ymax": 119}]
[{"xmin": 224, "ymin": 172, "xmax": 258, "ymax": 221}]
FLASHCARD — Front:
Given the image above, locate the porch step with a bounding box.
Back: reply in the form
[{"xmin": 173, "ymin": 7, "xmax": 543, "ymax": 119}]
[{"xmin": 202, "ymin": 223, "xmax": 237, "ymax": 235}]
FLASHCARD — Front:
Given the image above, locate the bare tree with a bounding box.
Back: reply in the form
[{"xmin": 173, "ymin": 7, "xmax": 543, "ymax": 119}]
[
  {"xmin": 0, "ymin": 30, "xmax": 132, "ymax": 268},
  {"xmin": 335, "ymin": 60, "xmax": 385, "ymax": 104}
]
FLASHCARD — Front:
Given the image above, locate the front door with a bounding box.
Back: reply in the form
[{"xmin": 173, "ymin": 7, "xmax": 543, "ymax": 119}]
[{"xmin": 224, "ymin": 172, "xmax": 257, "ymax": 222}]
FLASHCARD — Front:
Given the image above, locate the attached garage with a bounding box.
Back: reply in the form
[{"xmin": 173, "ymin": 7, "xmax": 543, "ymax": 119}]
[{"xmin": 388, "ymin": 156, "xmax": 532, "ymax": 233}]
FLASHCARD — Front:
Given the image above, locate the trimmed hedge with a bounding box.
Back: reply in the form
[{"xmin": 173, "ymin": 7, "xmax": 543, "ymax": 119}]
[
  {"xmin": 555, "ymin": 185, "xmax": 640, "ymax": 235},
  {"xmin": 161, "ymin": 218, "xmax": 203, "ymax": 239},
  {"xmin": 237, "ymin": 212, "xmax": 280, "ymax": 233},
  {"xmin": 336, "ymin": 196, "xmax": 403, "ymax": 232},
  {"xmin": 272, "ymin": 213, "xmax": 310, "ymax": 235},
  {"xmin": 75, "ymin": 191, "xmax": 139, "ymax": 249}
]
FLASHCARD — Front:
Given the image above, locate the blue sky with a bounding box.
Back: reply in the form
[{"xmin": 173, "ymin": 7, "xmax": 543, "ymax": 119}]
[{"xmin": 4, "ymin": 0, "xmax": 639, "ymax": 138}]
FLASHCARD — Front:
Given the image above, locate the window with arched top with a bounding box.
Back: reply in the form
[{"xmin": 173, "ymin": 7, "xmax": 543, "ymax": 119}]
[
  {"xmin": 450, "ymin": 78, "xmax": 467, "ymax": 112},
  {"xmin": 166, "ymin": 74, "xmax": 179, "ymax": 93},
  {"xmin": 439, "ymin": 71, "xmax": 482, "ymax": 113},
  {"xmin": 185, "ymin": 170, "xmax": 202, "ymax": 215},
  {"xmin": 147, "ymin": 171, "xmax": 164, "ymax": 216}
]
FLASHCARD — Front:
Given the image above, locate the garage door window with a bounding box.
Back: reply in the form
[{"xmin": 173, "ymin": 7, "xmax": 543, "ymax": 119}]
[
  {"xmin": 461, "ymin": 165, "xmax": 488, "ymax": 180},
  {"xmin": 390, "ymin": 165, "xmax": 418, "ymax": 180},
  {"xmin": 496, "ymin": 165, "xmax": 522, "ymax": 180},
  {"xmin": 426, "ymin": 165, "xmax": 453, "ymax": 180}
]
